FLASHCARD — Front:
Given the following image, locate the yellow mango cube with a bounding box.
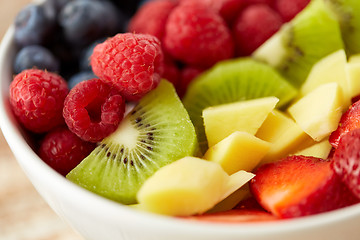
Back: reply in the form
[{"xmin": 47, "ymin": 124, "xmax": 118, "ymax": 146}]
[{"xmin": 294, "ymin": 139, "xmax": 332, "ymax": 159}]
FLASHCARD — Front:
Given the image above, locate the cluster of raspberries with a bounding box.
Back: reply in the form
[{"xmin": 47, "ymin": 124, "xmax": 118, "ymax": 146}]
[{"xmin": 128, "ymin": 0, "xmax": 310, "ymax": 96}]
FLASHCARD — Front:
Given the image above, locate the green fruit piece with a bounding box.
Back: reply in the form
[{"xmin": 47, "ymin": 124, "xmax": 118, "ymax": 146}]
[
  {"xmin": 324, "ymin": 0, "xmax": 360, "ymax": 55},
  {"xmin": 182, "ymin": 58, "xmax": 297, "ymax": 153},
  {"xmin": 66, "ymin": 80, "xmax": 198, "ymax": 204},
  {"xmin": 253, "ymin": 0, "xmax": 344, "ymax": 87}
]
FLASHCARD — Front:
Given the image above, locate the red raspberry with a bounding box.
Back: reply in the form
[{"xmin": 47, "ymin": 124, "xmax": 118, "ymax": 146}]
[
  {"xmin": 232, "ymin": 4, "xmax": 283, "ymax": 56},
  {"xmin": 91, "ymin": 33, "xmax": 164, "ymax": 101},
  {"xmin": 273, "ymin": 0, "xmax": 310, "ymax": 22},
  {"xmin": 9, "ymin": 69, "xmax": 68, "ymax": 133},
  {"xmin": 128, "ymin": 0, "xmax": 178, "ymax": 41},
  {"xmin": 63, "ymin": 78, "xmax": 125, "ymax": 142},
  {"xmin": 163, "ymin": 54, "xmax": 181, "ymax": 87},
  {"xmin": 332, "ymin": 128, "xmax": 360, "ymax": 199},
  {"xmin": 177, "ymin": 65, "xmax": 204, "ymax": 98},
  {"xmin": 39, "ymin": 126, "xmax": 96, "ymax": 176},
  {"xmin": 163, "ymin": 3, "xmax": 234, "ymax": 68}
]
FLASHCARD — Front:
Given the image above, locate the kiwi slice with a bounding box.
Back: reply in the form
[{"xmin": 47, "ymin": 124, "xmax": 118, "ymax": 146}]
[
  {"xmin": 253, "ymin": 0, "xmax": 344, "ymax": 87},
  {"xmin": 324, "ymin": 0, "xmax": 360, "ymax": 55},
  {"xmin": 182, "ymin": 58, "xmax": 297, "ymax": 153},
  {"xmin": 66, "ymin": 80, "xmax": 198, "ymax": 204}
]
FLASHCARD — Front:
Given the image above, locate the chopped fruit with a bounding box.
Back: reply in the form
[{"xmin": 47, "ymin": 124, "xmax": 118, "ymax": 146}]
[
  {"xmin": 288, "ymin": 83, "xmax": 345, "ymax": 142},
  {"xmin": 329, "ymin": 99, "xmax": 360, "ymax": 149},
  {"xmin": 250, "ymin": 155, "xmax": 358, "ymax": 218},
  {"xmin": 346, "ymin": 61, "xmax": 360, "ymax": 100},
  {"xmin": 177, "ymin": 66, "xmax": 204, "ymax": 98},
  {"xmin": 232, "ymin": 4, "xmax": 283, "ymax": 56},
  {"xmin": 39, "ymin": 127, "xmax": 96, "ymax": 176},
  {"xmin": 63, "ymin": 78, "xmax": 125, "ymax": 143},
  {"xmin": 300, "ymin": 49, "xmax": 351, "ymax": 107},
  {"xmin": 332, "ymin": 128, "xmax": 360, "ymax": 199},
  {"xmin": 203, "ymin": 97, "xmax": 279, "ymax": 147},
  {"xmin": 204, "ymin": 131, "xmax": 270, "ymax": 174},
  {"xmin": 273, "ymin": 0, "xmax": 311, "ymax": 22},
  {"xmin": 184, "ymin": 209, "xmax": 278, "ymax": 223},
  {"xmin": 256, "ymin": 110, "xmax": 314, "ymax": 164},
  {"xmin": 294, "ymin": 139, "xmax": 332, "ymax": 159},
  {"xmin": 137, "ymin": 157, "xmax": 254, "ymax": 216},
  {"xmin": 91, "ymin": 33, "xmax": 164, "ymax": 101},
  {"xmin": 9, "ymin": 69, "xmax": 68, "ymax": 133},
  {"xmin": 163, "ymin": 2, "xmax": 234, "ymax": 68}
]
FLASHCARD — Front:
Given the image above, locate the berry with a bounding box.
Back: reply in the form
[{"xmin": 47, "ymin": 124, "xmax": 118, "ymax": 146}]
[
  {"xmin": 128, "ymin": 0, "xmax": 178, "ymax": 41},
  {"xmin": 13, "ymin": 45, "xmax": 60, "ymax": 74},
  {"xmin": 162, "ymin": 54, "xmax": 181, "ymax": 87},
  {"xmin": 273, "ymin": 0, "xmax": 310, "ymax": 22},
  {"xmin": 232, "ymin": 4, "xmax": 283, "ymax": 56},
  {"xmin": 163, "ymin": 3, "xmax": 234, "ymax": 68},
  {"xmin": 332, "ymin": 128, "xmax": 360, "ymax": 199},
  {"xmin": 250, "ymin": 155, "xmax": 358, "ymax": 218},
  {"xmin": 39, "ymin": 126, "xmax": 96, "ymax": 176},
  {"xmin": 68, "ymin": 71, "xmax": 97, "ymax": 89},
  {"xmin": 329, "ymin": 99, "xmax": 360, "ymax": 149},
  {"xmin": 177, "ymin": 66, "xmax": 204, "ymax": 98},
  {"xmin": 14, "ymin": 3, "xmax": 56, "ymax": 47},
  {"xmin": 9, "ymin": 69, "xmax": 68, "ymax": 133},
  {"xmin": 91, "ymin": 33, "xmax": 164, "ymax": 101},
  {"xmin": 63, "ymin": 78, "xmax": 125, "ymax": 142}
]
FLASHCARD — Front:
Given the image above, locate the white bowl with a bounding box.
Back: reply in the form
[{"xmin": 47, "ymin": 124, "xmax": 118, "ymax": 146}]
[{"xmin": 1, "ymin": 26, "xmax": 360, "ymax": 240}]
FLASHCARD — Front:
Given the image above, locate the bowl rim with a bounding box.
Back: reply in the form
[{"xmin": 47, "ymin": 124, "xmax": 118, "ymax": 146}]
[{"xmin": 1, "ymin": 24, "xmax": 360, "ymax": 237}]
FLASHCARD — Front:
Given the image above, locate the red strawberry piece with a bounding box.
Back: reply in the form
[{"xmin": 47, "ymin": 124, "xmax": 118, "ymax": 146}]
[
  {"xmin": 163, "ymin": 3, "xmax": 234, "ymax": 68},
  {"xmin": 91, "ymin": 33, "xmax": 164, "ymax": 101},
  {"xmin": 39, "ymin": 126, "xmax": 96, "ymax": 176},
  {"xmin": 9, "ymin": 69, "xmax": 68, "ymax": 133},
  {"xmin": 63, "ymin": 78, "xmax": 125, "ymax": 142},
  {"xmin": 232, "ymin": 4, "xmax": 283, "ymax": 56},
  {"xmin": 332, "ymin": 128, "xmax": 360, "ymax": 199},
  {"xmin": 128, "ymin": 0, "xmax": 178, "ymax": 41},
  {"xmin": 329, "ymin": 100, "xmax": 360, "ymax": 149},
  {"xmin": 273, "ymin": 0, "xmax": 310, "ymax": 22},
  {"xmin": 183, "ymin": 209, "xmax": 278, "ymax": 223},
  {"xmin": 250, "ymin": 155, "xmax": 358, "ymax": 218}
]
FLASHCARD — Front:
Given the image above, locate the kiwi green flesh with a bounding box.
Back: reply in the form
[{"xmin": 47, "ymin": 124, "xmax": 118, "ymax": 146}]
[
  {"xmin": 66, "ymin": 80, "xmax": 198, "ymax": 205},
  {"xmin": 182, "ymin": 58, "xmax": 298, "ymax": 153},
  {"xmin": 324, "ymin": 0, "xmax": 360, "ymax": 55},
  {"xmin": 254, "ymin": 0, "xmax": 344, "ymax": 88}
]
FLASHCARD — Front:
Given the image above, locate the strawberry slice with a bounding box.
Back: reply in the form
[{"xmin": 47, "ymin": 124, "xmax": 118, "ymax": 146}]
[
  {"xmin": 250, "ymin": 155, "xmax": 358, "ymax": 218},
  {"xmin": 183, "ymin": 209, "xmax": 278, "ymax": 223},
  {"xmin": 332, "ymin": 128, "xmax": 360, "ymax": 199},
  {"xmin": 329, "ymin": 100, "xmax": 360, "ymax": 149}
]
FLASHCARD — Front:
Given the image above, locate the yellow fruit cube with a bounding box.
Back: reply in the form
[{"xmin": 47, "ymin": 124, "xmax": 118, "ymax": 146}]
[
  {"xmin": 204, "ymin": 131, "xmax": 270, "ymax": 174},
  {"xmin": 294, "ymin": 139, "xmax": 332, "ymax": 159},
  {"xmin": 203, "ymin": 97, "xmax": 279, "ymax": 147},
  {"xmin": 346, "ymin": 62, "xmax": 360, "ymax": 99}
]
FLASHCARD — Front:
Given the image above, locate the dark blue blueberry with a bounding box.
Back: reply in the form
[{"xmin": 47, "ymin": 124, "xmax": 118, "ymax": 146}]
[
  {"xmin": 13, "ymin": 45, "xmax": 60, "ymax": 74},
  {"xmin": 14, "ymin": 3, "xmax": 56, "ymax": 47},
  {"xmin": 58, "ymin": 0, "xmax": 126, "ymax": 47},
  {"xmin": 67, "ymin": 71, "xmax": 97, "ymax": 89},
  {"xmin": 79, "ymin": 38, "xmax": 106, "ymax": 71}
]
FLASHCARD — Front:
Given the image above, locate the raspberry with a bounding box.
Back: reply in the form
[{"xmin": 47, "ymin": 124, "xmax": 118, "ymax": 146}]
[
  {"xmin": 332, "ymin": 128, "xmax": 360, "ymax": 199},
  {"xmin": 177, "ymin": 66, "xmax": 204, "ymax": 98},
  {"xmin": 39, "ymin": 126, "xmax": 96, "ymax": 176},
  {"xmin": 163, "ymin": 54, "xmax": 181, "ymax": 87},
  {"xmin": 163, "ymin": 3, "xmax": 234, "ymax": 68},
  {"xmin": 63, "ymin": 78, "xmax": 125, "ymax": 142},
  {"xmin": 91, "ymin": 33, "xmax": 164, "ymax": 101},
  {"xmin": 273, "ymin": 0, "xmax": 310, "ymax": 22},
  {"xmin": 9, "ymin": 69, "xmax": 68, "ymax": 133},
  {"xmin": 232, "ymin": 4, "xmax": 283, "ymax": 56},
  {"xmin": 128, "ymin": 0, "xmax": 178, "ymax": 41}
]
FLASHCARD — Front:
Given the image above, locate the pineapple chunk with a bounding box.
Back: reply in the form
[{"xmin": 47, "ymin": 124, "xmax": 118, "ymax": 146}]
[
  {"xmin": 294, "ymin": 139, "xmax": 332, "ymax": 159},
  {"xmin": 204, "ymin": 131, "xmax": 270, "ymax": 174},
  {"xmin": 288, "ymin": 83, "xmax": 345, "ymax": 141},
  {"xmin": 203, "ymin": 97, "xmax": 279, "ymax": 147},
  {"xmin": 346, "ymin": 62, "xmax": 360, "ymax": 99}
]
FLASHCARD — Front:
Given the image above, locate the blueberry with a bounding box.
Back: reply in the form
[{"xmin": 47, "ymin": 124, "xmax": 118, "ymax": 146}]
[
  {"xmin": 14, "ymin": 3, "xmax": 56, "ymax": 47},
  {"xmin": 67, "ymin": 71, "xmax": 97, "ymax": 89},
  {"xmin": 13, "ymin": 45, "xmax": 60, "ymax": 74},
  {"xmin": 59, "ymin": 0, "xmax": 126, "ymax": 46},
  {"xmin": 79, "ymin": 38, "xmax": 106, "ymax": 71}
]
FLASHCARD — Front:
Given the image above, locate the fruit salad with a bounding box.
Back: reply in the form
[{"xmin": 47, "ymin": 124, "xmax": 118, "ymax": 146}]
[{"xmin": 7, "ymin": 0, "xmax": 360, "ymax": 223}]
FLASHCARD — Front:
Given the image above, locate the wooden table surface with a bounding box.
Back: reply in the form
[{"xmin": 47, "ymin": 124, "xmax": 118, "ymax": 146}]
[{"xmin": 0, "ymin": 1, "xmax": 83, "ymax": 239}]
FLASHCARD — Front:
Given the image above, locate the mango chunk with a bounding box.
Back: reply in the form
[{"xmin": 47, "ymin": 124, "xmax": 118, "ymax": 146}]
[
  {"xmin": 203, "ymin": 97, "xmax": 279, "ymax": 147},
  {"xmin": 294, "ymin": 139, "xmax": 332, "ymax": 159},
  {"xmin": 346, "ymin": 62, "xmax": 360, "ymax": 99},
  {"xmin": 204, "ymin": 131, "xmax": 270, "ymax": 174},
  {"xmin": 288, "ymin": 83, "xmax": 345, "ymax": 142},
  {"xmin": 136, "ymin": 157, "xmax": 254, "ymax": 216}
]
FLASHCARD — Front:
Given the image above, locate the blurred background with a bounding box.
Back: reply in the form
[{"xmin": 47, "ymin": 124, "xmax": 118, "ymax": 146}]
[{"xmin": 0, "ymin": 0, "xmax": 82, "ymax": 239}]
